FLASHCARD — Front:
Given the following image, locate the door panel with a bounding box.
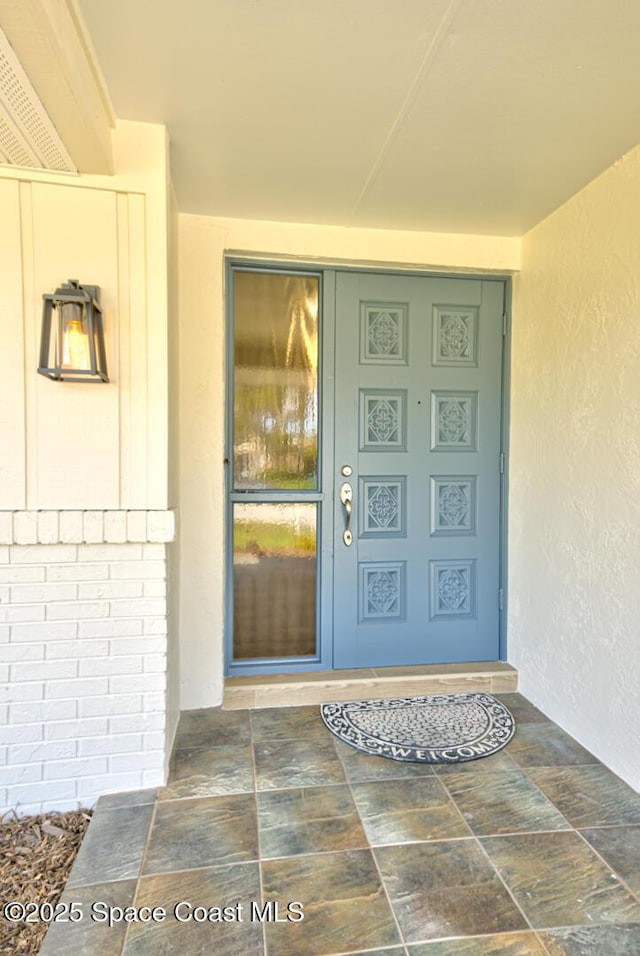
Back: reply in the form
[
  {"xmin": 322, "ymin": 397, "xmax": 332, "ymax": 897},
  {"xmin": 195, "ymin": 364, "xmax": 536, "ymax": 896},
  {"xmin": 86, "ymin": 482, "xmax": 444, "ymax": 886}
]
[{"xmin": 333, "ymin": 271, "xmax": 503, "ymax": 668}]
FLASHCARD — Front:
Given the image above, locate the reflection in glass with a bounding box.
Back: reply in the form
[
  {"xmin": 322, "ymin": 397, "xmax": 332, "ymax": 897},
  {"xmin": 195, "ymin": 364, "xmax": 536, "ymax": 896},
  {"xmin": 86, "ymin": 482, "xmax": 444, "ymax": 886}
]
[
  {"xmin": 233, "ymin": 271, "xmax": 319, "ymax": 490},
  {"xmin": 233, "ymin": 503, "xmax": 317, "ymax": 660}
]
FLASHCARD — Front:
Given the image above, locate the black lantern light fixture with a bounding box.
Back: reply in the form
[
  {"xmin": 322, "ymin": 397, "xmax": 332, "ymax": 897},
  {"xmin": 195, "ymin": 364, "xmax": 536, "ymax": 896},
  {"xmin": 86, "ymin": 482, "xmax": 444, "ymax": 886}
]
[{"xmin": 38, "ymin": 279, "xmax": 109, "ymax": 383}]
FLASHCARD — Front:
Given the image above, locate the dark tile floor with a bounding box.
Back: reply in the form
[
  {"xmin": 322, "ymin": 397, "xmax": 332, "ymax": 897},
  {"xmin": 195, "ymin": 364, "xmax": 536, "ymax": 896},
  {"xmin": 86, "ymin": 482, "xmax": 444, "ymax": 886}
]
[{"xmin": 40, "ymin": 693, "xmax": 640, "ymax": 956}]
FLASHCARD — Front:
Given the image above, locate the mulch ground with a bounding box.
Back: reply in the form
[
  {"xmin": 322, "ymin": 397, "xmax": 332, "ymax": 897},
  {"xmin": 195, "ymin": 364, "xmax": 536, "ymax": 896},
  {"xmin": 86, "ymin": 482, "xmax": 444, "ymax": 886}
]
[{"xmin": 0, "ymin": 810, "xmax": 92, "ymax": 956}]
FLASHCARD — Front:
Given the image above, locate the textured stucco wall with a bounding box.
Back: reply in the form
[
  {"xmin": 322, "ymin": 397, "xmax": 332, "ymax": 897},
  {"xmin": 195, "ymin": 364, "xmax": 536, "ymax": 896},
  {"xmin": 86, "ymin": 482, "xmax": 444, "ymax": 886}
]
[{"xmin": 511, "ymin": 146, "xmax": 640, "ymax": 790}]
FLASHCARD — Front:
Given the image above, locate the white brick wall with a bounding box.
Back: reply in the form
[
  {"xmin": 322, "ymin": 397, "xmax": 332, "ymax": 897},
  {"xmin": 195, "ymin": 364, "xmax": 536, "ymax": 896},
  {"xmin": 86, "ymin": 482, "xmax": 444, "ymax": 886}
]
[
  {"xmin": 0, "ymin": 514, "xmax": 175, "ymax": 816},
  {"xmin": 0, "ymin": 511, "xmax": 175, "ymax": 547}
]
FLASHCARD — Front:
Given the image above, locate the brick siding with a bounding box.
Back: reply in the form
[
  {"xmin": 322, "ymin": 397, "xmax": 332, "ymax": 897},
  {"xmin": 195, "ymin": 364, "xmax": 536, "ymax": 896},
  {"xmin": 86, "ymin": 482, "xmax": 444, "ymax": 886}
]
[{"xmin": 0, "ymin": 512, "xmax": 174, "ymax": 815}]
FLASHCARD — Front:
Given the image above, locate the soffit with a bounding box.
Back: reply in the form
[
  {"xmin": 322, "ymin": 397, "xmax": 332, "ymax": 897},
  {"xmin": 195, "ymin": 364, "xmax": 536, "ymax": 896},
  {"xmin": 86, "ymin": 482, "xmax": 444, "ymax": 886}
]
[{"xmin": 74, "ymin": 0, "xmax": 640, "ymax": 234}]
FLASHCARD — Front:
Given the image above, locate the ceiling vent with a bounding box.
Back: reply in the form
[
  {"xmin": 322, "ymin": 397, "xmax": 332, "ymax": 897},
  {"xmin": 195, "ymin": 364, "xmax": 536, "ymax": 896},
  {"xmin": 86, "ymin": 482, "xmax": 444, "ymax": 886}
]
[{"xmin": 0, "ymin": 26, "xmax": 75, "ymax": 173}]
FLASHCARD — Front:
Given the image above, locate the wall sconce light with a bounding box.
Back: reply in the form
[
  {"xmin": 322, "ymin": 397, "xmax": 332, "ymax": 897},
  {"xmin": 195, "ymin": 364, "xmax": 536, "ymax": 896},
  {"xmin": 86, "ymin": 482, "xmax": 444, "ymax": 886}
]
[{"xmin": 38, "ymin": 279, "xmax": 109, "ymax": 383}]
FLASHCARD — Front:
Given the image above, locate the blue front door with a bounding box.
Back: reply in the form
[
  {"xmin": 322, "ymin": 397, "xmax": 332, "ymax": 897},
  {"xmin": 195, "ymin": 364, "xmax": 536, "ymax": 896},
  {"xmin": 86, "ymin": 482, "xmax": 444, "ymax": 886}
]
[
  {"xmin": 332, "ymin": 271, "xmax": 505, "ymax": 668},
  {"xmin": 226, "ymin": 264, "xmax": 506, "ymax": 675}
]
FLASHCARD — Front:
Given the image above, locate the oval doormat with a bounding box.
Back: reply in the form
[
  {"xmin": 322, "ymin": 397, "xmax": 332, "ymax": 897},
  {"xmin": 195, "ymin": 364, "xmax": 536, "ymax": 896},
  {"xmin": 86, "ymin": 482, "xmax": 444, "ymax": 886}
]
[{"xmin": 321, "ymin": 692, "xmax": 515, "ymax": 764}]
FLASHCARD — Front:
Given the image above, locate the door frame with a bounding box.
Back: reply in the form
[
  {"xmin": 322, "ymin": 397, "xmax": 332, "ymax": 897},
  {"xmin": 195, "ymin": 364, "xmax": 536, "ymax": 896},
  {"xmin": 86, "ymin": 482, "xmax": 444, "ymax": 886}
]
[{"xmin": 223, "ymin": 256, "xmax": 512, "ymax": 676}]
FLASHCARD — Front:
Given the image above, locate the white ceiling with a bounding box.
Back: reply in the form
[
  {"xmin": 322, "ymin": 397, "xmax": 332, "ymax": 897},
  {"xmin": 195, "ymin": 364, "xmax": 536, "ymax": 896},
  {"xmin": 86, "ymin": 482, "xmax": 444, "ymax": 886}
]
[{"xmin": 76, "ymin": 0, "xmax": 640, "ymax": 236}]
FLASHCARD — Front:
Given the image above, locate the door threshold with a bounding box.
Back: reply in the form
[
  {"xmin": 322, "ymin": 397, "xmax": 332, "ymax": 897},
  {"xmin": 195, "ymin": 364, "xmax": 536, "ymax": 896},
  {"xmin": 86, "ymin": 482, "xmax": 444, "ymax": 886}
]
[{"xmin": 223, "ymin": 661, "xmax": 517, "ymax": 710}]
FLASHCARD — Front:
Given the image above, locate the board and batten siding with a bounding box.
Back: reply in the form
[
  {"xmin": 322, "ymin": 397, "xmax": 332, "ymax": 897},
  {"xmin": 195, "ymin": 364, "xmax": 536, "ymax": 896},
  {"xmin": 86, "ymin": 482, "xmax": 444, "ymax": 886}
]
[{"xmin": 0, "ymin": 175, "xmax": 167, "ymax": 511}]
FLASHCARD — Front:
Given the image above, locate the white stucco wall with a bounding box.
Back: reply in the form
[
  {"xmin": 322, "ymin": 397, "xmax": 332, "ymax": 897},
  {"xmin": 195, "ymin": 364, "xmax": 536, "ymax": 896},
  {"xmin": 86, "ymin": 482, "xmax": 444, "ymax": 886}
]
[
  {"xmin": 177, "ymin": 215, "xmax": 520, "ymax": 709},
  {"xmin": 511, "ymin": 145, "xmax": 640, "ymax": 790}
]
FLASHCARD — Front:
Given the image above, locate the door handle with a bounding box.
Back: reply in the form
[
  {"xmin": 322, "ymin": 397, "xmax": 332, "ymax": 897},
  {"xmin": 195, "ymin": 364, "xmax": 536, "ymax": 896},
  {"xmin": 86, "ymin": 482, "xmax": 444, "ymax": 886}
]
[{"xmin": 340, "ymin": 481, "xmax": 353, "ymax": 546}]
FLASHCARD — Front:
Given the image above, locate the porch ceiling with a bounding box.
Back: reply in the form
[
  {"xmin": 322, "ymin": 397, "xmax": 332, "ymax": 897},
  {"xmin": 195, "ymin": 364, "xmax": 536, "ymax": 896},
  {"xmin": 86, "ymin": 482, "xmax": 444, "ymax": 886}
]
[{"xmin": 72, "ymin": 1, "xmax": 640, "ymax": 234}]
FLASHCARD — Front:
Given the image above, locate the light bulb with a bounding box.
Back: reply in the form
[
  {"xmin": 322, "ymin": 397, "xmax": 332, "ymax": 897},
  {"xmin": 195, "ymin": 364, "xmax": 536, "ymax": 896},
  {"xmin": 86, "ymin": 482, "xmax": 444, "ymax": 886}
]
[{"xmin": 60, "ymin": 302, "xmax": 90, "ymax": 371}]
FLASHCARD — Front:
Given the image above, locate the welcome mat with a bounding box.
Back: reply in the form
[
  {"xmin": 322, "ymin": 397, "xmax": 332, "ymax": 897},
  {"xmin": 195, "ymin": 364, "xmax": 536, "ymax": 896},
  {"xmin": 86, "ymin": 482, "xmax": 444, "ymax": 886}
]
[{"xmin": 321, "ymin": 692, "xmax": 515, "ymax": 764}]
